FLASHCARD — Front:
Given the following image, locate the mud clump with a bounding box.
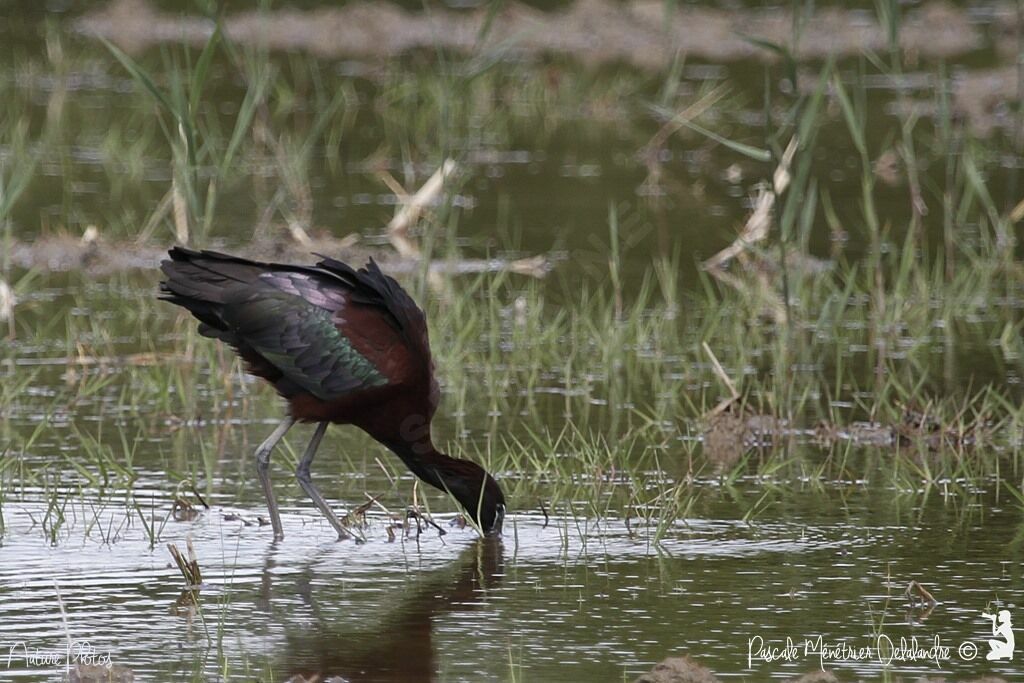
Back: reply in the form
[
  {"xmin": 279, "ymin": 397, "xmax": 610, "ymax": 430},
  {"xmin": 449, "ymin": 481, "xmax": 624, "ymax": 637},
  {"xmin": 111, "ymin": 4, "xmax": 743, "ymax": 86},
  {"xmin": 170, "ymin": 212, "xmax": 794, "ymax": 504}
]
[
  {"xmin": 69, "ymin": 663, "xmax": 135, "ymax": 683},
  {"xmin": 633, "ymin": 656, "xmax": 1009, "ymax": 683},
  {"xmin": 631, "ymin": 656, "xmax": 843, "ymax": 683},
  {"xmin": 703, "ymin": 402, "xmax": 787, "ymax": 473},
  {"xmin": 632, "ymin": 656, "xmax": 719, "ymax": 683}
]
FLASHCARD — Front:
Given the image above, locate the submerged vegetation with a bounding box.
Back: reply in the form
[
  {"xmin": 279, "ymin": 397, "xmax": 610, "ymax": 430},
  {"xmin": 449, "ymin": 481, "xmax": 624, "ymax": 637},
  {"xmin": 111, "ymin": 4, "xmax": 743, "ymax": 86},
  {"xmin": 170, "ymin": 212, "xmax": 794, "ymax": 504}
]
[{"xmin": 1, "ymin": 0, "xmax": 1024, "ymax": 680}]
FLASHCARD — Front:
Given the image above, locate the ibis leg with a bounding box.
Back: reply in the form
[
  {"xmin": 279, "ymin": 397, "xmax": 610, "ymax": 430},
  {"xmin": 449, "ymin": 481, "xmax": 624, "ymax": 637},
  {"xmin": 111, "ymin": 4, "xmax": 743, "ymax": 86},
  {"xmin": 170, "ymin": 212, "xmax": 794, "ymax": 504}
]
[
  {"xmin": 255, "ymin": 416, "xmax": 295, "ymax": 541},
  {"xmin": 296, "ymin": 421, "xmax": 351, "ymax": 540}
]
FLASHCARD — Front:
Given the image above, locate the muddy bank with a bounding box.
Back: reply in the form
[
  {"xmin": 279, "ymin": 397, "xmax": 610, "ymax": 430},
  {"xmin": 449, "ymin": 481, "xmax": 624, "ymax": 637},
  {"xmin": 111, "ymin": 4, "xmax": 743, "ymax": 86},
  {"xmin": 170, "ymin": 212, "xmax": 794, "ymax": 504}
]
[
  {"xmin": 72, "ymin": 0, "xmax": 1023, "ymax": 138},
  {"xmin": 6, "ymin": 233, "xmax": 381, "ymax": 277},
  {"xmin": 4, "ymin": 233, "xmax": 548, "ymax": 278},
  {"xmin": 75, "ymin": 0, "xmax": 1002, "ymax": 66},
  {"xmin": 702, "ymin": 399, "xmax": 994, "ymax": 472}
]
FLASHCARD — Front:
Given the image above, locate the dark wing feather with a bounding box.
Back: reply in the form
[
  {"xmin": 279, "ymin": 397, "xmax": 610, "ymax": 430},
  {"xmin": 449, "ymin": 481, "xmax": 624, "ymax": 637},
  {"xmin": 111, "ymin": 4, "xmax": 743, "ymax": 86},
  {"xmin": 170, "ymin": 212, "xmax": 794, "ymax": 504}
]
[
  {"xmin": 160, "ymin": 247, "xmax": 389, "ymax": 401},
  {"xmin": 221, "ymin": 284, "xmax": 387, "ymax": 400},
  {"xmin": 312, "ymin": 257, "xmax": 437, "ymax": 412},
  {"xmin": 314, "ymin": 256, "xmax": 428, "ymax": 346}
]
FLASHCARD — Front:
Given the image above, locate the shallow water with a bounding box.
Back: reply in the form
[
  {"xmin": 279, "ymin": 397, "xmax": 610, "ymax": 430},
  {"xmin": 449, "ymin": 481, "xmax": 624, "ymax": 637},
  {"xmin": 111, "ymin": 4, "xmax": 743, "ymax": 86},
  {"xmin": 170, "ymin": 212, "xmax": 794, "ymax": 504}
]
[{"xmin": 1, "ymin": 476, "xmax": 1022, "ymax": 681}]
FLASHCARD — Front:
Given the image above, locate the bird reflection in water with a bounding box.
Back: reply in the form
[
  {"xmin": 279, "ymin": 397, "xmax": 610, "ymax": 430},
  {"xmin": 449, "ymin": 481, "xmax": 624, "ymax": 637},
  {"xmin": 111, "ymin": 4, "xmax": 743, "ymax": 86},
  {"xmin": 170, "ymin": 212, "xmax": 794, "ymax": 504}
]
[{"xmin": 261, "ymin": 538, "xmax": 503, "ymax": 683}]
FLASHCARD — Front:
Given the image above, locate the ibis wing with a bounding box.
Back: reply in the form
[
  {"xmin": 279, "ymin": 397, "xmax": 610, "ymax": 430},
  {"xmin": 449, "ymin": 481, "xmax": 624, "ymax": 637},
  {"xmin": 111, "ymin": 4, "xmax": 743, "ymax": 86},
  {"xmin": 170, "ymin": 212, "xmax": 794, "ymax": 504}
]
[
  {"xmin": 160, "ymin": 248, "xmax": 405, "ymax": 401},
  {"xmin": 221, "ymin": 284, "xmax": 388, "ymax": 401},
  {"xmin": 314, "ymin": 256, "xmax": 426, "ymax": 339}
]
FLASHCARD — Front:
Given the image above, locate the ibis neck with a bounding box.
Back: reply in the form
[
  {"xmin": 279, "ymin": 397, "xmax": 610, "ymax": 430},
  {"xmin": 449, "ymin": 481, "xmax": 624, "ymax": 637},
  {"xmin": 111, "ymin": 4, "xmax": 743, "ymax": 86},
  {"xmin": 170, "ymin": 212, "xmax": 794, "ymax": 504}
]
[
  {"xmin": 382, "ymin": 437, "xmax": 450, "ymax": 491},
  {"xmin": 379, "ymin": 434, "xmax": 505, "ymax": 535}
]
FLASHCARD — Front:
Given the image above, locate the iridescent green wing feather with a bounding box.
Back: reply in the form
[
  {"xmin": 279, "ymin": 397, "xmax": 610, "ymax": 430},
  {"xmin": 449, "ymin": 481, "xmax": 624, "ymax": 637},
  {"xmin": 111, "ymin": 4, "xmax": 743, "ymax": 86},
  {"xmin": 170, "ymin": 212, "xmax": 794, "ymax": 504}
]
[{"xmin": 221, "ymin": 281, "xmax": 387, "ymax": 401}]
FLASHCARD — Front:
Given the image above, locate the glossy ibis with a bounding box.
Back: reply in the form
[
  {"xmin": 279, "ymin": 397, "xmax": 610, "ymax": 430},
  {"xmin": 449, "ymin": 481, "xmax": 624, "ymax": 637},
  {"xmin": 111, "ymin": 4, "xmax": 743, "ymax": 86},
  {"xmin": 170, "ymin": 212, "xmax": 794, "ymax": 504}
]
[{"xmin": 159, "ymin": 247, "xmax": 505, "ymax": 539}]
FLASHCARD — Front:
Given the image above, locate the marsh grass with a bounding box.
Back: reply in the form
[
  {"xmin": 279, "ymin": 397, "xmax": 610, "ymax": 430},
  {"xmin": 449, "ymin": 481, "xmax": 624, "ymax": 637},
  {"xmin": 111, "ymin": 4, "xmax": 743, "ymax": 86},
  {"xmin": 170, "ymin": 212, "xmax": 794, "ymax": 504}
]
[
  {"xmin": 1, "ymin": 19, "xmax": 1023, "ymax": 544},
  {"xmin": 5, "ymin": 218, "xmax": 1024, "ymax": 538}
]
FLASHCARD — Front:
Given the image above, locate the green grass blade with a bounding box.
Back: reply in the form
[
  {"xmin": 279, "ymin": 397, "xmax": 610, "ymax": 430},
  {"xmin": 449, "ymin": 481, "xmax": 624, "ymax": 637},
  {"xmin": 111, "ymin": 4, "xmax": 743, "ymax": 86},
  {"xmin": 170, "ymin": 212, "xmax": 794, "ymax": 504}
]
[
  {"xmin": 189, "ymin": 24, "xmax": 222, "ymax": 117},
  {"xmin": 647, "ymin": 103, "xmax": 771, "ymax": 162},
  {"xmin": 100, "ymin": 38, "xmax": 177, "ymax": 119}
]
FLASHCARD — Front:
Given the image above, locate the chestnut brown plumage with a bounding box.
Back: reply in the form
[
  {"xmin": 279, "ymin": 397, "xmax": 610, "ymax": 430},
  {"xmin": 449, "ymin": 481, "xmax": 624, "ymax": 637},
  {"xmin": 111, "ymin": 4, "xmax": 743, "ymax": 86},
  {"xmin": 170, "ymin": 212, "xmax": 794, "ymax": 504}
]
[{"xmin": 160, "ymin": 247, "xmax": 505, "ymax": 539}]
